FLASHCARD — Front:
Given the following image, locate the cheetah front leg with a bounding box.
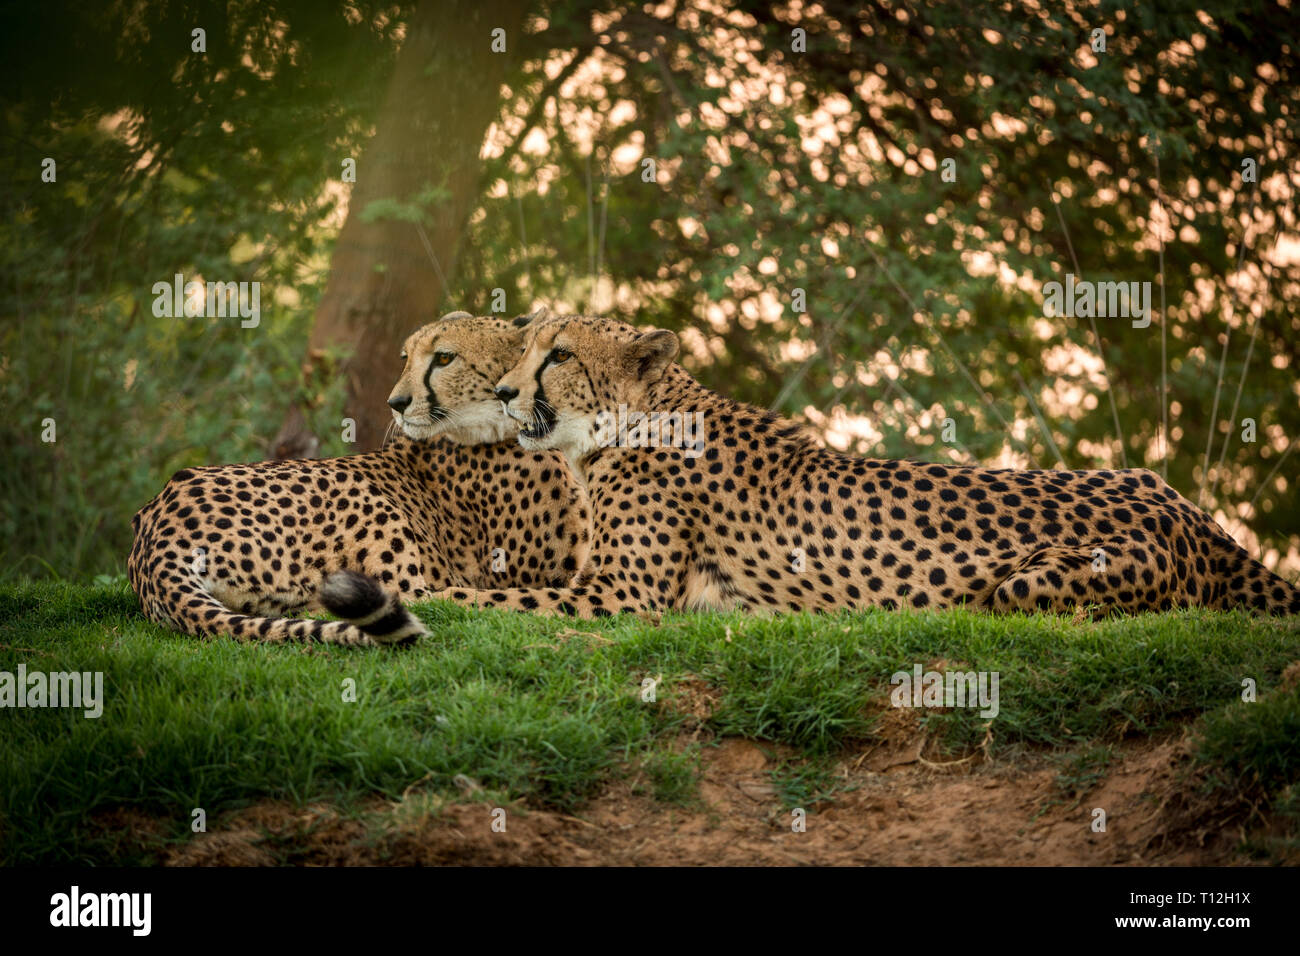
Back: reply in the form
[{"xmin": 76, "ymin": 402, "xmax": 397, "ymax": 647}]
[
  {"xmin": 431, "ymin": 527, "xmax": 693, "ymax": 618},
  {"xmin": 431, "ymin": 568, "xmax": 676, "ymax": 619},
  {"xmin": 987, "ymin": 540, "xmax": 1183, "ymax": 614}
]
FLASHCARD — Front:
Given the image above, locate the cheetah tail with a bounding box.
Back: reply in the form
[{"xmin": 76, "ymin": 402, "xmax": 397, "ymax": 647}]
[
  {"xmin": 1209, "ymin": 534, "xmax": 1300, "ymax": 616},
  {"xmin": 135, "ymin": 574, "xmax": 390, "ymax": 645},
  {"xmin": 318, "ymin": 570, "xmax": 428, "ymax": 642}
]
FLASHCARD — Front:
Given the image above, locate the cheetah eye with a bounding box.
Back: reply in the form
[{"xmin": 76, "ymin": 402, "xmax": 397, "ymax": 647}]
[
  {"xmin": 550, "ymin": 347, "xmax": 573, "ymax": 365},
  {"xmin": 432, "ymin": 352, "xmax": 455, "ymax": 367}
]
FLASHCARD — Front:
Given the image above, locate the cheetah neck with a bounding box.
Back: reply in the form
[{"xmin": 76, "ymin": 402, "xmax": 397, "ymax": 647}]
[
  {"xmin": 436, "ymin": 421, "xmax": 514, "ymax": 446},
  {"xmin": 571, "ymin": 367, "xmax": 724, "ymax": 484},
  {"xmin": 645, "ymin": 364, "xmax": 708, "ymax": 411},
  {"xmin": 565, "ymin": 446, "xmax": 594, "ymax": 487}
]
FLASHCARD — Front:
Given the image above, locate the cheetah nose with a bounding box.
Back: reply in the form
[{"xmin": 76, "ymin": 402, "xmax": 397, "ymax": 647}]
[
  {"xmin": 494, "ymin": 385, "xmax": 519, "ymax": 403},
  {"xmin": 387, "ymin": 395, "xmax": 412, "ymax": 413}
]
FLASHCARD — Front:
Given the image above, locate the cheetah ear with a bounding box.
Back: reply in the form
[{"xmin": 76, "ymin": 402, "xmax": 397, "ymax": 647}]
[
  {"xmin": 513, "ymin": 306, "xmax": 551, "ymax": 328},
  {"xmin": 622, "ymin": 329, "xmax": 679, "ymax": 383},
  {"xmin": 440, "ymin": 310, "xmax": 473, "ymax": 321}
]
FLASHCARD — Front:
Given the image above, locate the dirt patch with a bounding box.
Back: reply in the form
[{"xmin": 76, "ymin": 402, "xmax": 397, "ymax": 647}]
[
  {"xmin": 662, "ymin": 673, "xmax": 721, "ymax": 730},
  {"xmin": 166, "ymin": 800, "xmax": 599, "ymax": 866},
  {"xmin": 84, "ymin": 806, "xmax": 173, "ymax": 861},
  {"xmin": 150, "ymin": 732, "xmax": 1276, "ymax": 866},
  {"xmin": 856, "ymin": 668, "xmax": 994, "ymax": 774},
  {"xmin": 1279, "ymin": 659, "xmax": 1300, "ymax": 691}
]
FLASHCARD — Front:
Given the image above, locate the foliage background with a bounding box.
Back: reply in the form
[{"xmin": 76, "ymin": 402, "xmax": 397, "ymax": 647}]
[{"xmin": 2, "ymin": 0, "xmax": 1297, "ymax": 581}]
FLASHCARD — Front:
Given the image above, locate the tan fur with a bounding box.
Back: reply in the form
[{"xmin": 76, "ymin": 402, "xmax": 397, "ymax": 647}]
[
  {"xmin": 433, "ymin": 313, "xmax": 1300, "ymax": 619},
  {"xmin": 129, "ymin": 313, "xmax": 589, "ymax": 644}
]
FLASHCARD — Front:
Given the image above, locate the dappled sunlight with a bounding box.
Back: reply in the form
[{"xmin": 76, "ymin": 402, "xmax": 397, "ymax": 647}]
[{"xmin": 4, "ymin": 0, "xmax": 1298, "ymax": 582}]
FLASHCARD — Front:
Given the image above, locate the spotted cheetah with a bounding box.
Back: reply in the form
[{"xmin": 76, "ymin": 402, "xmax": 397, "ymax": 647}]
[
  {"xmin": 129, "ymin": 312, "xmax": 589, "ymax": 645},
  {"xmin": 420, "ymin": 312, "xmax": 1299, "ymax": 618}
]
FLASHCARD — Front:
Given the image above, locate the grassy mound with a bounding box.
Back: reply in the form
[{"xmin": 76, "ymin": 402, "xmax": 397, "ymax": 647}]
[{"xmin": 1, "ymin": 579, "xmax": 1297, "ymax": 864}]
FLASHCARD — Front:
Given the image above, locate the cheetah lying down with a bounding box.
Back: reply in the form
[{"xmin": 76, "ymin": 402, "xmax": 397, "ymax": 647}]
[
  {"xmin": 129, "ymin": 313, "xmax": 589, "ymax": 644},
  {"xmin": 409, "ymin": 313, "xmax": 1299, "ymax": 619}
]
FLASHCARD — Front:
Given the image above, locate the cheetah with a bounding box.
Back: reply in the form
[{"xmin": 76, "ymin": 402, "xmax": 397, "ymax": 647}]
[
  {"xmin": 128, "ymin": 311, "xmax": 589, "ymax": 645},
  {"xmin": 418, "ymin": 312, "xmax": 1300, "ymax": 618}
]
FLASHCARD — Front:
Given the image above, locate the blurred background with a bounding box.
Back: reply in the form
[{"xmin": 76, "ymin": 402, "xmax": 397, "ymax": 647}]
[{"xmin": 1, "ymin": 0, "xmax": 1297, "ymax": 582}]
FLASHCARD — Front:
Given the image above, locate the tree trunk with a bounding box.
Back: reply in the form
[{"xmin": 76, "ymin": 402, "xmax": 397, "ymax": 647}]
[{"xmin": 272, "ymin": 0, "xmax": 531, "ymax": 458}]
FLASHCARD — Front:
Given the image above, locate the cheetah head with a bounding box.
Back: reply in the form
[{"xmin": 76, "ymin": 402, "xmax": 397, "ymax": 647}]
[
  {"xmin": 387, "ymin": 309, "xmax": 549, "ymax": 445},
  {"xmin": 493, "ymin": 314, "xmax": 679, "ymax": 461}
]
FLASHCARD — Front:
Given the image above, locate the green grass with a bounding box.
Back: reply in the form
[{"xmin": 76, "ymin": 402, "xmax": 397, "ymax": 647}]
[{"xmin": 1, "ymin": 578, "xmax": 1298, "ymax": 864}]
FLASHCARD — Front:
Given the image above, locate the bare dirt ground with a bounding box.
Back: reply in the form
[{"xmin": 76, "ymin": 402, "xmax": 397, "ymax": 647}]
[{"xmin": 151, "ymin": 702, "xmax": 1282, "ymax": 866}]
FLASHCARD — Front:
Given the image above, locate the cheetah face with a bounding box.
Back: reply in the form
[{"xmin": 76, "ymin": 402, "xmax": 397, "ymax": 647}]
[
  {"xmin": 494, "ymin": 315, "xmax": 679, "ymax": 461},
  {"xmin": 387, "ymin": 310, "xmax": 545, "ymax": 445}
]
